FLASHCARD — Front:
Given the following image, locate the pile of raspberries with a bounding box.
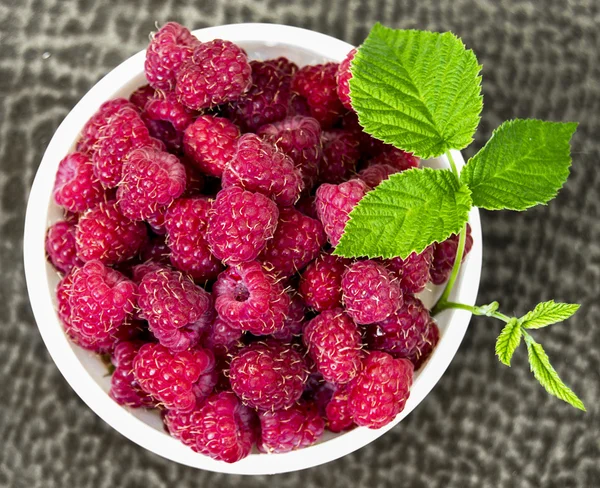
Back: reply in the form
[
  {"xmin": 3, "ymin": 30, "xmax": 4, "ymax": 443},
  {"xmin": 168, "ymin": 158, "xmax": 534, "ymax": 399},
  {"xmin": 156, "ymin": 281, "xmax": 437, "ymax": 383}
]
[{"xmin": 46, "ymin": 22, "xmax": 473, "ymax": 463}]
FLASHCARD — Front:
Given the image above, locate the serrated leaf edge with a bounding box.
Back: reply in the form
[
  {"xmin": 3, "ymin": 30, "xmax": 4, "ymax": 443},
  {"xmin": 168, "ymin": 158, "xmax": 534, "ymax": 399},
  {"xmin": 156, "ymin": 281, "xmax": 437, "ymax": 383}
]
[{"xmin": 495, "ymin": 318, "xmax": 522, "ymax": 366}]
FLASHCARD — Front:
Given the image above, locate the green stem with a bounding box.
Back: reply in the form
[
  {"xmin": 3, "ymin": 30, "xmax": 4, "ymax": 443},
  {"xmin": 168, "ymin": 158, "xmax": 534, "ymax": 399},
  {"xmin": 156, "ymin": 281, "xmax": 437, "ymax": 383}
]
[
  {"xmin": 434, "ymin": 301, "xmax": 512, "ymax": 323},
  {"xmin": 446, "ymin": 150, "xmax": 459, "ymax": 179},
  {"xmin": 433, "ymin": 222, "xmax": 467, "ymax": 313}
]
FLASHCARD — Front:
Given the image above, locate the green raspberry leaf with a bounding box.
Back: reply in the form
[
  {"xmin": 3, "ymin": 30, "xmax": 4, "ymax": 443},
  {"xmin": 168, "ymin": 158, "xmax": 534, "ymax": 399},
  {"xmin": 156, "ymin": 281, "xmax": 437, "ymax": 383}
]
[
  {"xmin": 520, "ymin": 301, "xmax": 580, "ymax": 329},
  {"xmin": 495, "ymin": 318, "xmax": 522, "ymax": 366},
  {"xmin": 460, "ymin": 119, "xmax": 578, "ymax": 211},
  {"xmin": 523, "ymin": 333, "xmax": 586, "ymax": 411},
  {"xmin": 349, "ymin": 23, "xmax": 483, "ymax": 159},
  {"xmin": 334, "ymin": 168, "xmax": 472, "ymax": 259}
]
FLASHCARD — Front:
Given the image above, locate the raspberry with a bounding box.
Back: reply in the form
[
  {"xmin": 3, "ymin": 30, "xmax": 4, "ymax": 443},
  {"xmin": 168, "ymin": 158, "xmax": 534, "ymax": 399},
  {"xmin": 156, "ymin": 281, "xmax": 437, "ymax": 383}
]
[
  {"xmin": 139, "ymin": 233, "xmax": 170, "ymax": 263},
  {"xmin": 53, "ymin": 152, "xmax": 105, "ymax": 213},
  {"xmin": 341, "ymin": 110, "xmax": 388, "ymax": 158},
  {"xmin": 131, "ymin": 261, "xmax": 165, "ymax": 283},
  {"xmin": 364, "ymin": 295, "xmax": 431, "ymax": 361},
  {"xmin": 288, "ymin": 92, "xmax": 311, "ymax": 117},
  {"xmin": 181, "ymin": 159, "xmax": 206, "ymax": 196},
  {"xmin": 109, "ymin": 340, "xmax": 156, "ymax": 408},
  {"xmin": 45, "ymin": 220, "xmax": 82, "ymax": 274},
  {"xmin": 430, "ymin": 223, "xmax": 474, "ymax": 285},
  {"xmin": 164, "ymin": 391, "xmax": 257, "ymax": 463},
  {"xmin": 228, "ymin": 60, "xmax": 291, "ymax": 131},
  {"xmin": 302, "ymin": 372, "xmax": 335, "ymax": 416},
  {"xmin": 76, "ymin": 98, "xmax": 134, "ymax": 154},
  {"xmin": 117, "ymin": 148, "xmax": 186, "ymax": 221},
  {"xmin": 382, "ymin": 246, "xmax": 434, "ymax": 294},
  {"xmin": 367, "ymin": 147, "xmax": 420, "ymax": 171},
  {"xmin": 222, "ymin": 133, "xmax": 303, "ymax": 206},
  {"xmin": 358, "ymin": 163, "xmax": 400, "ymax": 188},
  {"xmin": 315, "ymin": 179, "xmax": 369, "ymax": 247},
  {"xmin": 229, "ymin": 341, "xmax": 307, "ymax": 411},
  {"xmin": 320, "ymin": 129, "xmax": 362, "ymax": 184},
  {"xmin": 176, "ymin": 39, "xmax": 252, "ymax": 110},
  {"xmin": 272, "ymin": 291, "xmax": 306, "ymax": 341},
  {"xmin": 299, "ymin": 253, "xmax": 348, "ymax": 311},
  {"xmin": 142, "ymin": 115, "xmax": 183, "ymax": 153},
  {"xmin": 145, "ymin": 22, "xmax": 200, "ymax": 91},
  {"xmin": 258, "ymin": 402, "xmax": 324, "ymax": 453},
  {"xmin": 164, "ymin": 197, "xmax": 224, "ymax": 282},
  {"xmin": 92, "ymin": 106, "xmax": 160, "ymax": 188},
  {"xmin": 203, "ymin": 316, "xmax": 243, "ymax": 356},
  {"xmin": 266, "ymin": 56, "xmax": 298, "ymax": 76},
  {"xmin": 76, "ymin": 201, "xmax": 147, "ymax": 265},
  {"xmin": 295, "ymin": 194, "xmax": 318, "ymax": 219},
  {"xmin": 259, "ymin": 207, "xmax": 326, "ymax": 278},
  {"xmin": 183, "ymin": 115, "xmax": 239, "ymax": 178},
  {"xmin": 336, "ymin": 48, "xmax": 357, "ymax": 110},
  {"xmin": 291, "ymin": 63, "xmax": 344, "ymax": 128},
  {"xmin": 133, "ymin": 342, "xmax": 215, "ymax": 412},
  {"xmin": 325, "ymin": 386, "xmax": 354, "ymax": 433},
  {"xmin": 409, "ymin": 320, "xmax": 440, "ymax": 370},
  {"xmin": 207, "ymin": 187, "xmax": 279, "ymax": 265},
  {"xmin": 144, "ymin": 91, "xmax": 195, "ymax": 132},
  {"xmin": 213, "ymin": 261, "xmax": 290, "ymax": 335},
  {"xmin": 129, "ymin": 84, "xmax": 155, "ymax": 110},
  {"xmin": 137, "ymin": 267, "xmax": 214, "ymax": 352},
  {"xmin": 347, "ymin": 351, "xmax": 413, "ymax": 429},
  {"xmin": 303, "ymin": 308, "xmax": 362, "ymax": 384},
  {"xmin": 342, "ymin": 260, "xmax": 402, "ymax": 324},
  {"xmin": 64, "ymin": 260, "xmax": 137, "ymax": 352},
  {"xmin": 257, "ymin": 116, "xmax": 322, "ymax": 190},
  {"xmin": 56, "ymin": 271, "xmax": 74, "ymax": 327}
]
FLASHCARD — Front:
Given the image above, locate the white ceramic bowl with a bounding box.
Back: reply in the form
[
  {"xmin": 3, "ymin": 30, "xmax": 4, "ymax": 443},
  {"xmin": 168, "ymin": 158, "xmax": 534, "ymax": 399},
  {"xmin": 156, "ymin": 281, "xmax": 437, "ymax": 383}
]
[{"xmin": 24, "ymin": 23, "xmax": 482, "ymax": 475}]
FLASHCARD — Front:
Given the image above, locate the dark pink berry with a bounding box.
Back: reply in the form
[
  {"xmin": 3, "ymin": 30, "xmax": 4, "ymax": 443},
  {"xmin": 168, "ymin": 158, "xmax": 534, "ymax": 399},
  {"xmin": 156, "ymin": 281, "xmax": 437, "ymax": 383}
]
[
  {"xmin": 347, "ymin": 351, "xmax": 413, "ymax": 429},
  {"xmin": 299, "ymin": 253, "xmax": 348, "ymax": 311},
  {"xmin": 164, "ymin": 391, "xmax": 257, "ymax": 463},
  {"xmin": 207, "ymin": 186, "xmax": 279, "ymax": 265},
  {"xmin": 144, "ymin": 91, "xmax": 195, "ymax": 132},
  {"xmin": 142, "ymin": 115, "xmax": 184, "ymax": 153},
  {"xmin": 326, "ymin": 386, "xmax": 354, "ymax": 433},
  {"xmin": 382, "ymin": 246, "xmax": 434, "ymax": 294},
  {"xmin": 53, "ymin": 152, "xmax": 105, "ymax": 213},
  {"xmin": 76, "ymin": 98, "xmax": 134, "ymax": 154},
  {"xmin": 266, "ymin": 56, "xmax": 298, "ymax": 76},
  {"xmin": 203, "ymin": 316, "xmax": 243, "ymax": 356},
  {"xmin": 303, "ymin": 308, "xmax": 362, "ymax": 385},
  {"xmin": 139, "ymin": 233, "xmax": 170, "ymax": 263},
  {"xmin": 358, "ymin": 163, "xmax": 400, "ymax": 188},
  {"xmin": 258, "ymin": 401, "xmax": 325, "ymax": 453},
  {"xmin": 183, "ymin": 115, "xmax": 240, "ymax": 177},
  {"xmin": 367, "ymin": 147, "xmax": 420, "ymax": 172},
  {"xmin": 129, "ymin": 84, "xmax": 155, "ymax": 110},
  {"xmin": 272, "ymin": 291, "xmax": 306, "ymax": 341},
  {"xmin": 319, "ymin": 129, "xmax": 361, "ymax": 184},
  {"xmin": 176, "ymin": 39, "xmax": 252, "ymax": 110},
  {"xmin": 76, "ymin": 201, "xmax": 147, "ymax": 265},
  {"xmin": 315, "ymin": 179, "xmax": 369, "ymax": 247},
  {"xmin": 229, "ymin": 341, "xmax": 308, "ymax": 411},
  {"xmin": 110, "ymin": 340, "xmax": 156, "ymax": 408},
  {"xmin": 409, "ymin": 320, "xmax": 440, "ymax": 370},
  {"xmin": 430, "ymin": 223, "xmax": 474, "ymax": 285},
  {"xmin": 295, "ymin": 194, "xmax": 318, "ymax": 219},
  {"xmin": 45, "ymin": 220, "xmax": 82, "ymax": 274},
  {"xmin": 336, "ymin": 48, "xmax": 357, "ymax": 110}
]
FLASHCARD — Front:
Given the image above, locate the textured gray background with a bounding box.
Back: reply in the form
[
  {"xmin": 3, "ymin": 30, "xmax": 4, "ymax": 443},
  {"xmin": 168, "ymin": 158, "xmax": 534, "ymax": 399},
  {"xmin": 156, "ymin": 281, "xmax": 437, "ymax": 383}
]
[{"xmin": 1, "ymin": 0, "xmax": 599, "ymax": 486}]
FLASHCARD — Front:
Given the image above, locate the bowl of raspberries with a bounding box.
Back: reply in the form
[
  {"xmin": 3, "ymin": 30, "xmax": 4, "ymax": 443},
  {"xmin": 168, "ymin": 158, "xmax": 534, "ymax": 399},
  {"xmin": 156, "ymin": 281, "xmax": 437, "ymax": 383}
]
[{"xmin": 24, "ymin": 22, "xmax": 482, "ymax": 474}]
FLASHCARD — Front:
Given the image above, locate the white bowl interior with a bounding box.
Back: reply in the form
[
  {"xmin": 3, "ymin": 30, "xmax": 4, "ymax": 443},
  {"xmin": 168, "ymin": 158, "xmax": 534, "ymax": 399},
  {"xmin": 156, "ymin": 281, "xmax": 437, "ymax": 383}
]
[{"xmin": 24, "ymin": 23, "xmax": 482, "ymax": 475}]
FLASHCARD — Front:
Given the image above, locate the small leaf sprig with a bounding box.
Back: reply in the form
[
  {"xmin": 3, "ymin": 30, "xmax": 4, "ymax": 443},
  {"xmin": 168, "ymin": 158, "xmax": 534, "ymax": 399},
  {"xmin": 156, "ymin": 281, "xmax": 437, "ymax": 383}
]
[{"xmin": 335, "ymin": 23, "xmax": 585, "ymax": 410}]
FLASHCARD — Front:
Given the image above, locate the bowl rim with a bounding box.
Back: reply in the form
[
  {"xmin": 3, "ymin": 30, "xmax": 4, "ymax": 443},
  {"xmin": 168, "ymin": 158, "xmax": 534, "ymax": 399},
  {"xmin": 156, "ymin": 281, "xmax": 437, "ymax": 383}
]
[{"xmin": 23, "ymin": 22, "xmax": 482, "ymax": 475}]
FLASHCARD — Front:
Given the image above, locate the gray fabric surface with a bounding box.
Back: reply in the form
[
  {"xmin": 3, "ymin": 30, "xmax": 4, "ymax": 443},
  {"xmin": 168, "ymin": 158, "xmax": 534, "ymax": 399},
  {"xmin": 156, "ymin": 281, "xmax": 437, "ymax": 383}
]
[{"xmin": 1, "ymin": 0, "xmax": 599, "ymax": 486}]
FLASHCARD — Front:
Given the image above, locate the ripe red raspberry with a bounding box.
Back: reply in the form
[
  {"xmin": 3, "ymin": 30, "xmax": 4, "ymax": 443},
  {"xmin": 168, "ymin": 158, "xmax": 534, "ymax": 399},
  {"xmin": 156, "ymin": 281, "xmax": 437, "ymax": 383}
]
[
  {"xmin": 117, "ymin": 148, "xmax": 186, "ymax": 221},
  {"xmin": 409, "ymin": 320, "xmax": 440, "ymax": 370},
  {"xmin": 336, "ymin": 48, "xmax": 357, "ymax": 110},
  {"xmin": 319, "ymin": 129, "xmax": 361, "ymax": 184},
  {"xmin": 56, "ymin": 271, "xmax": 74, "ymax": 327},
  {"xmin": 382, "ymin": 246, "xmax": 434, "ymax": 294},
  {"xmin": 288, "ymin": 92, "xmax": 311, "ymax": 117},
  {"xmin": 229, "ymin": 341, "xmax": 308, "ymax": 411},
  {"xmin": 295, "ymin": 194, "xmax": 318, "ymax": 219},
  {"xmin": 213, "ymin": 261, "xmax": 290, "ymax": 335},
  {"xmin": 92, "ymin": 106, "xmax": 159, "ymax": 188},
  {"xmin": 145, "ymin": 22, "xmax": 200, "ymax": 91},
  {"xmin": 364, "ymin": 295, "xmax": 431, "ymax": 361},
  {"xmin": 303, "ymin": 308, "xmax": 362, "ymax": 384},
  {"xmin": 259, "ymin": 207, "xmax": 326, "ymax": 278},
  {"xmin": 207, "ymin": 187, "xmax": 279, "ymax": 265},
  {"xmin": 272, "ymin": 291, "xmax": 306, "ymax": 341},
  {"xmin": 64, "ymin": 260, "xmax": 137, "ymax": 352},
  {"xmin": 109, "ymin": 340, "xmax": 156, "ymax": 408},
  {"xmin": 347, "ymin": 351, "xmax": 413, "ymax": 429},
  {"xmin": 183, "ymin": 115, "xmax": 240, "ymax": 177},
  {"xmin": 133, "ymin": 342, "xmax": 215, "ymax": 412},
  {"xmin": 341, "ymin": 110, "xmax": 388, "ymax": 159},
  {"xmin": 358, "ymin": 163, "xmax": 400, "ymax": 188},
  {"xmin": 164, "ymin": 391, "xmax": 257, "ymax": 463},
  {"xmin": 164, "ymin": 197, "xmax": 223, "ymax": 282},
  {"xmin": 325, "ymin": 386, "xmax": 354, "ymax": 433},
  {"xmin": 53, "ymin": 152, "xmax": 105, "ymax": 213},
  {"xmin": 266, "ymin": 56, "xmax": 298, "ymax": 76},
  {"xmin": 76, "ymin": 201, "xmax": 147, "ymax": 265},
  {"xmin": 222, "ymin": 133, "xmax": 303, "ymax": 206},
  {"xmin": 257, "ymin": 116, "xmax": 322, "ymax": 190},
  {"xmin": 299, "ymin": 253, "xmax": 348, "ymax": 311},
  {"xmin": 430, "ymin": 223, "xmax": 474, "ymax": 285},
  {"xmin": 137, "ymin": 267, "xmax": 214, "ymax": 352},
  {"xmin": 76, "ymin": 98, "xmax": 134, "ymax": 154},
  {"xmin": 45, "ymin": 220, "xmax": 82, "ymax": 274},
  {"xmin": 342, "ymin": 260, "xmax": 402, "ymax": 324},
  {"xmin": 131, "ymin": 261, "xmax": 165, "ymax": 283},
  {"xmin": 129, "ymin": 84, "xmax": 155, "ymax": 110},
  {"xmin": 176, "ymin": 39, "xmax": 252, "ymax": 110},
  {"xmin": 315, "ymin": 179, "xmax": 369, "ymax": 247},
  {"xmin": 203, "ymin": 316, "xmax": 243, "ymax": 356},
  {"xmin": 144, "ymin": 91, "xmax": 195, "ymax": 132},
  {"xmin": 367, "ymin": 147, "xmax": 420, "ymax": 171},
  {"xmin": 291, "ymin": 63, "xmax": 344, "ymax": 129},
  {"xmin": 258, "ymin": 401, "xmax": 325, "ymax": 453},
  {"xmin": 139, "ymin": 233, "xmax": 170, "ymax": 263}
]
